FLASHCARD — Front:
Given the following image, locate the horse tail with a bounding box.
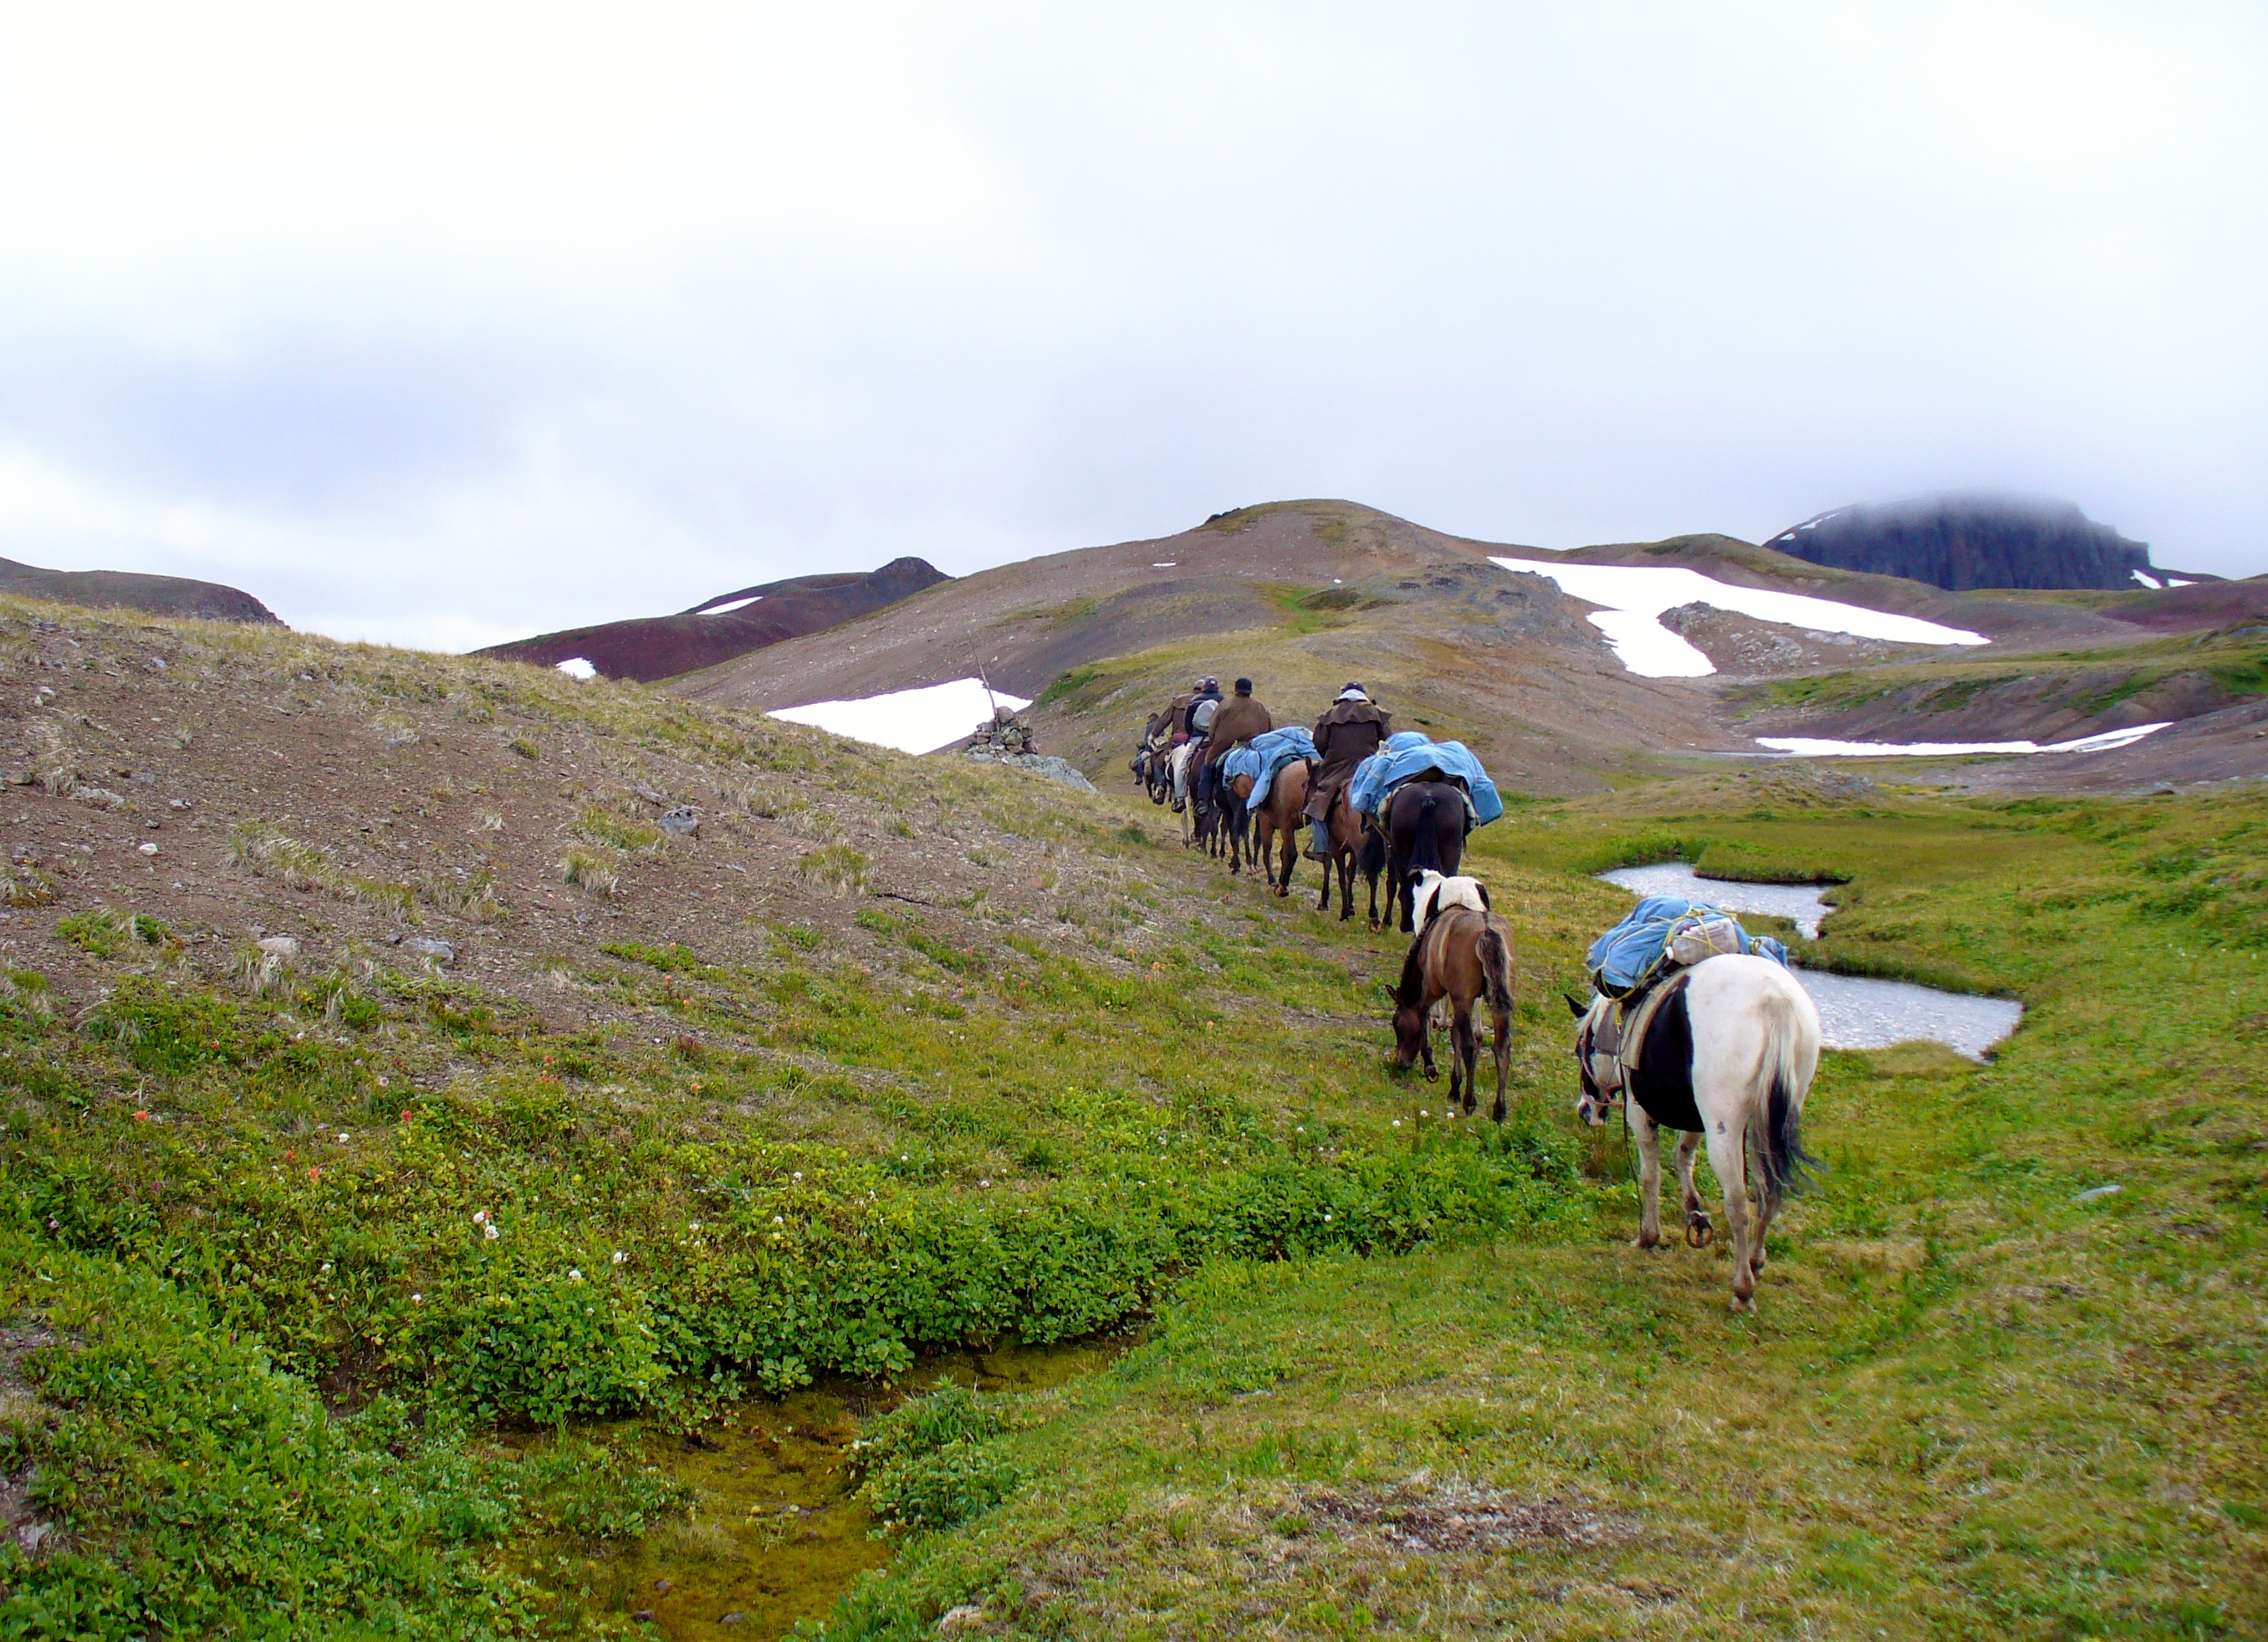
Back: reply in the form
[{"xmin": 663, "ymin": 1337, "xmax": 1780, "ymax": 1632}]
[
  {"xmin": 1360, "ymin": 820, "xmax": 1387, "ymax": 880},
  {"xmin": 1753, "ymin": 986, "xmax": 1821, "ymax": 1216},
  {"xmin": 1478, "ymin": 923, "xmax": 1515, "ymax": 1017},
  {"xmin": 1410, "ymin": 792, "xmax": 1443, "ymax": 875}
]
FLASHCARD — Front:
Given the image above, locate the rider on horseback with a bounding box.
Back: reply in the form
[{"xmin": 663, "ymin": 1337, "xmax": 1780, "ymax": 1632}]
[
  {"xmin": 1193, "ymin": 676, "xmax": 1271, "ymax": 818},
  {"xmin": 1303, "ymin": 682, "xmax": 1392, "ymax": 861}
]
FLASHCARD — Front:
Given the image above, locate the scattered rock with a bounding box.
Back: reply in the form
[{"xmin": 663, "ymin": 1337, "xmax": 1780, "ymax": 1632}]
[
  {"xmin": 136, "ymin": 841, "xmax": 159, "ymax": 855},
  {"xmin": 965, "ymin": 744, "xmax": 1098, "ymax": 793},
  {"xmin": 631, "ymin": 1611, "xmax": 654, "ymax": 1624},
  {"xmin": 411, "ymin": 938, "xmax": 456, "ymax": 964},
  {"xmin": 653, "ymin": 1578, "xmax": 672, "ymax": 1593},
  {"xmin": 660, "ymin": 805, "xmax": 699, "ymax": 836},
  {"xmin": 256, "ymin": 936, "xmax": 300, "ymax": 959},
  {"xmin": 938, "ymin": 1607, "xmax": 986, "ymax": 1634},
  {"xmin": 2075, "ymin": 1183, "xmax": 2122, "ymax": 1202}
]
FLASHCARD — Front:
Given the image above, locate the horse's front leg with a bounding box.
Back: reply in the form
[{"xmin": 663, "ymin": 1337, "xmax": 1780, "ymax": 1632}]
[
  {"xmin": 1676, "ymin": 1131, "xmax": 1713, "ymax": 1247},
  {"xmin": 1633, "ymin": 1108, "xmax": 1665, "ymax": 1250},
  {"xmin": 1703, "ymin": 1120, "xmax": 1757, "ymax": 1311}
]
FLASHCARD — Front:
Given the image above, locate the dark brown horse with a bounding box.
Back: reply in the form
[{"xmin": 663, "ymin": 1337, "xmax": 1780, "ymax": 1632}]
[
  {"xmin": 1316, "ymin": 783, "xmax": 1387, "ymax": 926},
  {"xmin": 1392, "ymin": 902, "xmax": 1517, "ymax": 1121},
  {"xmin": 1383, "ymin": 781, "xmax": 1467, "ymax": 932},
  {"xmin": 1228, "ymin": 760, "xmax": 1310, "ymax": 895}
]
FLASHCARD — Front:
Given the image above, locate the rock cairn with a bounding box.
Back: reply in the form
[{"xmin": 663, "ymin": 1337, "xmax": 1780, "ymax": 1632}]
[{"xmin": 963, "ymin": 709, "xmax": 1096, "ymax": 792}]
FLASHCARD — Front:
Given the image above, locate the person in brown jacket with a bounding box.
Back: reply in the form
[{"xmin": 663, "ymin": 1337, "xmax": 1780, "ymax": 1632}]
[
  {"xmin": 1303, "ymin": 682, "xmax": 1392, "ymax": 859},
  {"xmin": 1194, "ymin": 677, "xmax": 1273, "ymax": 813}
]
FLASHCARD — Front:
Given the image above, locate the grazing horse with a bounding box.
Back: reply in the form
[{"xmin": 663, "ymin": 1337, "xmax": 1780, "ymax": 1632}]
[
  {"xmin": 1570, "ymin": 954, "xmax": 1821, "ymax": 1312},
  {"xmin": 1392, "ymin": 903, "xmax": 1517, "ymax": 1121},
  {"xmin": 1227, "ymin": 759, "xmax": 1309, "ymax": 895},
  {"xmin": 1316, "ymin": 784, "xmax": 1388, "ymax": 926},
  {"xmin": 1383, "ymin": 781, "xmax": 1468, "ymax": 932}
]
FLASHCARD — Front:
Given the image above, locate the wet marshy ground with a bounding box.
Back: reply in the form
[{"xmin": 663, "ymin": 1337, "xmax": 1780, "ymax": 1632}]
[{"xmin": 509, "ymin": 1333, "xmax": 1131, "ymax": 1639}]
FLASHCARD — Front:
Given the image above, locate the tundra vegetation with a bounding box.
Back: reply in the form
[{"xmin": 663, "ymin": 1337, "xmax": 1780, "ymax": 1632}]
[{"xmin": 0, "ymin": 600, "xmax": 2260, "ymax": 1639}]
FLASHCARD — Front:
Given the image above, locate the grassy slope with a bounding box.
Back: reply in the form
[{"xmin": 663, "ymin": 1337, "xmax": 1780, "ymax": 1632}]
[
  {"xmin": 1722, "ymin": 627, "xmax": 2268, "ymax": 727},
  {"xmin": 817, "ymin": 784, "xmax": 2268, "ymax": 1640},
  {"xmin": 0, "ymin": 600, "xmax": 1570, "ymax": 1638},
  {"xmin": 0, "ymin": 599, "xmax": 2261, "ymax": 1638}
]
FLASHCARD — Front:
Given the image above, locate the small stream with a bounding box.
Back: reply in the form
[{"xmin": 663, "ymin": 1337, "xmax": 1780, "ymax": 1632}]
[
  {"xmin": 516, "ymin": 1333, "xmax": 1129, "ymax": 1639},
  {"xmin": 1598, "ymin": 863, "xmax": 2021, "ymax": 1059}
]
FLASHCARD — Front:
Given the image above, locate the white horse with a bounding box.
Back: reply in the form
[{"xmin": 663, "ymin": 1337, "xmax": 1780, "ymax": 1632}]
[{"xmin": 1570, "ymin": 954, "xmax": 1821, "ymax": 1312}]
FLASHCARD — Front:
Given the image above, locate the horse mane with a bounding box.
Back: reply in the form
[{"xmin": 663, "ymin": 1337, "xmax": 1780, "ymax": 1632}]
[{"xmin": 1394, "ymin": 927, "xmax": 1432, "ymax": 1011}]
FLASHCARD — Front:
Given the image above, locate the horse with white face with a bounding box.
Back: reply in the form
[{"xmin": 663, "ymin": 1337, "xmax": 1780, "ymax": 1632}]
[{"xmin": 1569, "ymin": 954, "xmax": 1822, "ymax": 1312}]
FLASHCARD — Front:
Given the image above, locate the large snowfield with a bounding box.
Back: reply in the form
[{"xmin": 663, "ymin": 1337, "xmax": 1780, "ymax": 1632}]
[
  {"xmin": 768, "ymin": 677, "xmax": 1033, "ymax": 756},
  {"xmin": 1487, "ymin": 557, "xmax": 1990, "ymax": 677},
  {"xmin": 1755, "ymin": 722, "xmax": 2170, "ymax": 758}
]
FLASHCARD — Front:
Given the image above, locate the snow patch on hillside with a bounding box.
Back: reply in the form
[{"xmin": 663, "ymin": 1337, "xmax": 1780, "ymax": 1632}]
[
  {"xmin": 554, "ymin": 657, "xmax": 597, "ymax": 681},
  {"xmin": 1488, "ymin": 557, "xmax": 1991, "ymax": 678},
  {"xmin": 769, "ymin": 678, "xmax": 1034, "ymax": 756},
  {"xmin": 1757, "ymin": 722, "xmax": 2169, "ymax": 758}
]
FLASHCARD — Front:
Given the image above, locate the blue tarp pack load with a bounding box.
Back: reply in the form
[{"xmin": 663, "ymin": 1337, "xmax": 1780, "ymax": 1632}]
[
  {"xmin": 1218, "ymin": 727, "xmax": 1319, "ymax": 811},
  {"xmin": 1346, "ymin": 731, "xmax": 1504, "ymax": 826},
  {"xmin": 1586, "ymin": 894, "xmax": 1791, "ymax": 1001}
]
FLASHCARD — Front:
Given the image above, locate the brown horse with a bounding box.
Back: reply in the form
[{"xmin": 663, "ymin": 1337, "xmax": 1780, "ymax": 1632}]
[
  {"xmin": 1384, "ymin": 780, "xmax": 1468, "ymax": 932},
  {"xmin": 1315, "ymin": 783, "xmax": 1387, "ymax": 926},
  {"xmin": 1392, "ymin": 903, "xmax": 1517, "ymax": 1121},
  {"xmin": 1228, "ymin": 760, "xmax": 1309, "ymax": 895}
]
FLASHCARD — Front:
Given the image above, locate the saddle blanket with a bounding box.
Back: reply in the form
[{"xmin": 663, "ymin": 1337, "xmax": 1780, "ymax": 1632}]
[
  {"xmin": 1587, "ymin": 894, "xmax": 1790, "ymax": 1002},
  {"xmin": 1219, "ymin": 727, "xmax": 1319, "ymax": 811},
  {"xmin": 1346, "ymin": 732, "xmax": 1505, "ymax": 826}
]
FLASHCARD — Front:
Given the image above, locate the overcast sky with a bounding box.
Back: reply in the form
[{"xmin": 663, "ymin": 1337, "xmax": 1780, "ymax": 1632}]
[{"xmin": 2, "ymin": 3, "xmax": 2262, "ymax": 650}]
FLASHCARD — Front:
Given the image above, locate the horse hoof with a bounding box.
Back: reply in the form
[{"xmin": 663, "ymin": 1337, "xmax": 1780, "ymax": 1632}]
[
  {"xmin": 1730, "ymin": 1295, "xmax": 1755, "ymax": 1314},
  {"xmin": 1685, "ymin": 1220, "xmax": 1715, "ymax": 1249}
]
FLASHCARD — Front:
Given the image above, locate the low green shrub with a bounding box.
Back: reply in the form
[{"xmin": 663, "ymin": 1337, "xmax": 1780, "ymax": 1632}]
[{"xmin": 852, "ymin": 1385, "xmax": 1021, "ymax": 1533}]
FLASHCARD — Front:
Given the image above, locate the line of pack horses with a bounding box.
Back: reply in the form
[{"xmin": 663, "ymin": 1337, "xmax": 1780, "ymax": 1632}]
[
  {"xmin": 1135, "ymin": 705, "xmax": 1822, "ymax": 1313},
  {"xmin": 1132, "ymin": 722, "xmax": 1467, "ymax": 935}
]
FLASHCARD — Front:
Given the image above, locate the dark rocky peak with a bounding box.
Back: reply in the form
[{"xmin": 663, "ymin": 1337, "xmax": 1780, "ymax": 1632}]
[{"xmin": 1766, "ymin": 495, "xmax": 2152, "ymax": 591}]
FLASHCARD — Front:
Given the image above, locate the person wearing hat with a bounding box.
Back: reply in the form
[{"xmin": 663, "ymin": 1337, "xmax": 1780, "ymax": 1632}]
[
  {"xmin": 1303, "ymin": 681, "xmax": 1392, "ymax": 859},
  {"xmin": 1193, "ymin": 676, "xmax": 1271, "ymax": 814}
]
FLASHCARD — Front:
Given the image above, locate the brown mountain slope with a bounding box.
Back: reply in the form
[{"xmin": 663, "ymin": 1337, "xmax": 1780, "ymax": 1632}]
[
  {"xmin": 0, "ymin": 594, "xmax": 1183, "ymax": 1030},
  {"xmin": 476, "ymin": 556, "xmax": 948, "ymax": 683},
  {"xmin": 671, "ymin": 501, "xmax": 2197, "ymax": 794},
  {"xmin": 0, "ymin": 555, "xmax": 281, "ymax": 624}
]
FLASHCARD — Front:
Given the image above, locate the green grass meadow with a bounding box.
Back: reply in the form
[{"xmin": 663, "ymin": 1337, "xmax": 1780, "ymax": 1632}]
[{"xmin": 2, "ymin": 750, "xmax": 2264, "ymax": 1636}]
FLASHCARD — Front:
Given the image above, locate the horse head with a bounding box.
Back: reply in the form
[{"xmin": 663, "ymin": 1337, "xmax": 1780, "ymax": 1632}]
[
  {"xmin": 1391, "ymin": 997, "xmax": 1429, "ymax": 1069},
  {"xmin": 1568, "ymin": 994, "xmax": 1620, "ymax": 1127}
]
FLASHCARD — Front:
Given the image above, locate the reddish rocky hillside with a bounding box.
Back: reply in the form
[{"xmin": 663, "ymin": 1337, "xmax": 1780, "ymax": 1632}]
[
  {"xmin": 0, "ymin": 554, "xmax": 281, "ymax": 625},
  {"xmin": 478, "ymin": 556, "xmax": 948, "ymax": 683}
]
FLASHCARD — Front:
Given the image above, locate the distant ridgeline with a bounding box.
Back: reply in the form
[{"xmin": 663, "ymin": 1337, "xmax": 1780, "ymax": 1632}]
[
  {"xmin": 0, "ymin": 556, "xmax": 282, "ymax": 624},
  {"xmin": 478, "ymin": 556, "xmax": 950, "ymax": 683},
  {"xmin": 1768, "ymin": 495, "xmax": 2157, "ymax": 592}
]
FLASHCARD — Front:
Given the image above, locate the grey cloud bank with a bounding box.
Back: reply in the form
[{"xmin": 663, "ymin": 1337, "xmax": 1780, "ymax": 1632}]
[{"xmin": 1, "ymin": 3, "xmax": 2262, "ymax": 651}]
